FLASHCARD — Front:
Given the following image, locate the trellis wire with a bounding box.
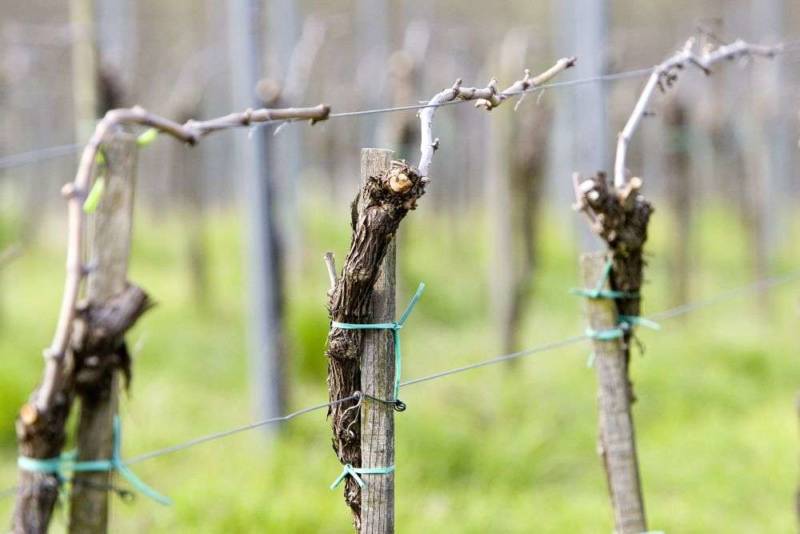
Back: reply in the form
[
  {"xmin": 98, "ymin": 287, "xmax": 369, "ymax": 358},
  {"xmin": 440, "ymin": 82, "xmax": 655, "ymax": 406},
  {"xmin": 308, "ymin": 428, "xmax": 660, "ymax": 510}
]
[
  {"xmin": 67, "ymin": 268, "xmax": 800, "ymax": 468},
  {"xmin": 3, "ymin": 42, "xmax": 800, "ymax": 171},
  {"xmin": 0, "ymin": 143, "xmax": 82, "ymax": 171},
  {"xmin": 0, "ymin": 260, "xmax": 798, "ymax": 502},
  {"xmin": 0, "ymin": 65, "xmax": 656, "ymax": 170},
  {"xmin": 0, "ymin": 38, "xmax": 799, "ymax": 503}
]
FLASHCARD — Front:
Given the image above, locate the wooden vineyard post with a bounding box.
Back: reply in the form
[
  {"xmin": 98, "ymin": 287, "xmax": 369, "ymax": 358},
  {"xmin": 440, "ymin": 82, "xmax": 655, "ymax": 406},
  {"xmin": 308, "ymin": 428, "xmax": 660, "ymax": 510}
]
[
  {"xmin": 570, "ymin": 37, "xmax": 776, "ymax": 534},
  {"xmin": 324, "ymin": 150, "xmax": 425, "ymax": 532},
  {"xmin": 324, "ymin": 58, "xmax": 572, "ymax": 533},
  {"xmin": 69, "ymin": 132, "xmax": 138, "ymax": 533},
  {"xmin": 579, "ymin": 252, "xmax": 647, "ymax": 534},
  {"xmin": 359, "ymin": 149, "xmax": 396, "ymax": 534}
]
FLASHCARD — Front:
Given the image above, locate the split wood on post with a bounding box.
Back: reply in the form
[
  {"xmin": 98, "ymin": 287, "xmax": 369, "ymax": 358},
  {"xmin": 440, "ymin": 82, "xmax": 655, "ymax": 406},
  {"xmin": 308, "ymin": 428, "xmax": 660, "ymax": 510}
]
[
  {"xmin": 68, "ymin": 133, "xmax": 138, "ymax": 533},
  {"xmin": 14, "ymin": 102, "xmax": 329, "ymax": 534}
]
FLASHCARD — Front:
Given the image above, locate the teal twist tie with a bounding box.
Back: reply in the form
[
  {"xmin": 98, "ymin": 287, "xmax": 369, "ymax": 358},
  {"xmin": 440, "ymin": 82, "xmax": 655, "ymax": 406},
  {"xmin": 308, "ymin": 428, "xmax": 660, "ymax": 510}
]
[
  {"xmin": 17, "ymin": 416, "xmax": 171, "ymax": 506},
  {"xmin": 585, "ymin": 315, "xmax": 661, "ymax": 342},
  {"xmin": 585, "ymin": 326, "xmax": 625, "ymax": 341},
  {"xmin": 585, "ymin": 315, "xmax": 661, "ymax": 367},
  {"xmin": 570, "ymin": 259, "xmax": 639, "ymax": 300},
  {"xmin": 330, "ymin": 463, "xmax": 395, "ymax": 490},
  {"xmin": 332, "ymin": 282, "xmax": 425, "ymax": 401},
  {"xmin": 619, "ymin": 314, "xmax": 661, "ymax": 331}
]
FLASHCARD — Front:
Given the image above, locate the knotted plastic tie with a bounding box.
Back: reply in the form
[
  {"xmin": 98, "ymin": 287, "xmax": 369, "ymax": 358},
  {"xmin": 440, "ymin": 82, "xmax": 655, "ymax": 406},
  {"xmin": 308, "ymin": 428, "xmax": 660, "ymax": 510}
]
[
  {"xmin": 573, "ymin": 259, "xmax": 660, "ymax": 366},
  {"xmin": 584, "ymin": 314, "xmax": 661, "ymax": 341},
  {"xmin": 570, "ymin": 258, "xmax": 639, "ymax": 300},
  {"xmin": 332, "ymin": 282, "xmax": 425, "ymax": 402},
  {"xmin": 329, "ymin": 282, "xmax": 424, "ymax": 490},
  {"xmin": 17, "ymin": 416, "xmax": 171, "ymax": 505},
  {"xmin": 329, "ymin": 464, "xmax": 396, "ymax": 490}
]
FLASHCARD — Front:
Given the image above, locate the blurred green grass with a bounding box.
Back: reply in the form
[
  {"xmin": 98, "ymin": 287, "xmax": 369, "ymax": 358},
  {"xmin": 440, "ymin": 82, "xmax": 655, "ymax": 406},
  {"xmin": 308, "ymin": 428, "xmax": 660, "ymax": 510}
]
[{"xmin": 0, "ymin": 197, "xmax": 798, "ymax": 533}]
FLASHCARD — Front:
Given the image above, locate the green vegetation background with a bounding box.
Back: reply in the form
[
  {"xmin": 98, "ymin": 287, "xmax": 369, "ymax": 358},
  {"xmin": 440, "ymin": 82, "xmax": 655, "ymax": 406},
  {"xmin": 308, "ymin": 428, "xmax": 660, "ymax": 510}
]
[{"xmin": 0, "ymin": 198, "xmax": 797, "ymax": 533}]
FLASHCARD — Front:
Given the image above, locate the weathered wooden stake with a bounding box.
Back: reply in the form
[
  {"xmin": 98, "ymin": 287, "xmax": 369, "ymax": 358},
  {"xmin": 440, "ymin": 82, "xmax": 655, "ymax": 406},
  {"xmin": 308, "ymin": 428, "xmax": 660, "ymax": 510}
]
[
  {"xmin": 325, "ymin": 150, "xmax": 424, "ymax": 531},
  {"xmin": 580, "ymin": 251, "xmax": 646, "ymax": 534},
  {"xmin": 69, "ymin": 132, "xmax": 138, "ymax": 533},
  {"xmin": 359, "ymin": 149, "xmax": 396, "ymax": 534}
]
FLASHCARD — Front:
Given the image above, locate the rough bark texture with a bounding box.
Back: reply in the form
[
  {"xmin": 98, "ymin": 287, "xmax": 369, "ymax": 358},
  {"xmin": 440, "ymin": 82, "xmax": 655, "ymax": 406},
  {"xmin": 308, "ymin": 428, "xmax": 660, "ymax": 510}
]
[
  {"xmin": 359, "ymin": 149, "xmax": 396, "ymax": 534},
  {"xmin": 326, "ymin": 152, "xmax": 425, "ymax": 530},
  {"xmin": 12, "ymin": 392, "xmax": 72, "ymax": 534},
  {"xmin": 12, "ymin": 285, "xmax": 149, "ymax": 534},
  {"xmin": 577, "ymin": 172, "xmax": 653, "ymax": 347},
  {"xmin": 70, "ymin": 132, "xmax": 138, "ymax": 534},
  {"xmin": 581, "ymin": 252, "xmax": 647, "ymax": 534}
]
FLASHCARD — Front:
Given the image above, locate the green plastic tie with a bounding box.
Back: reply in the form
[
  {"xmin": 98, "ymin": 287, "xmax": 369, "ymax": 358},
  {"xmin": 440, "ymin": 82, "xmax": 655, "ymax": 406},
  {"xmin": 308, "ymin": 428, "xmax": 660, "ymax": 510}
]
[
  {"xmin": 585, "ymin": 326, "xmax": 625, "ymax": 341},
  {"xmin": 570, "ymin": 259, "xmax": 639, "ymax": 300},
  {"xmin": 585, "ymin": 315, "xmax": 661, "ymax": 367},
  {"xmin": 17, "ymin": 416, "xmax": 171, "ymax": 506},
  {"xmin": 585, "ymin": 314, "xmax": 660, "ymax": 342},
  {"xmin": 619, "ymin": 314, "xmax": 661, "ymax": 331},
  {"xmin": 137, "ymin": 128, "xmax": 159, "ymax": 147},
  {"xmin": 332, "ymin": 282, "xmax": 424, "ymax": 400},
  {"xmin": 329, "ymin": 463, "xmax": 395, "ymax": 490},
  {"xmin": 82, "ymin": 177, "xmax": 106, "ymax": 214}
]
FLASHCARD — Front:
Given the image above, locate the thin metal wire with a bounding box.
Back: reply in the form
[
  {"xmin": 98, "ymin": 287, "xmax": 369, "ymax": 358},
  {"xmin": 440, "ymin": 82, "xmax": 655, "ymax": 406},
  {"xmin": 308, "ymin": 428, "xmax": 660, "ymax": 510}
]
[
  {"xmin": 2, "ymin": 44, "xmax": 799, "ymax": 170},
  {"xmin": 0, "ymin": 143, "xmax": 81, "ymax": 171},
  {"xmin": 1, "ymin": 267, "xmax": 799, "ymax": 500},
  {"xmin": 647, "ymin": 270, "xmax": 800, "ymax": 322},
  {"xmin": 400, "ymin": 334, "xmax": 589, "ymax": 387},
  {"xmin": 99, "ymin": 267, "xmax": 800, "ymax": 466},
  {"xmin": 327, "ymin": 67, "xmax": 656, "ymax": 120},
  {"xmin": 272, "ymin": 47, "xmax": 800, "ymax": 125},
  {"xmin": 0, "ymin": 68, "xmax": 652, "ymax": 169},
  {"xmin": 123, "ymin": 394, "xmax": 360, "ymax": 466}
]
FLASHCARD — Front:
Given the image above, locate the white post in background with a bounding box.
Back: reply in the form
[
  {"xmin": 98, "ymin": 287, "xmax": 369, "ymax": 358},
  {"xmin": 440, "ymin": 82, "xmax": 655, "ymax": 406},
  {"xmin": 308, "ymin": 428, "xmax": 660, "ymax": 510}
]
[
  {"xmin": 228, "ymin": 0, "xmax": 286, "ymax": 429},
  {"xmin": 750, "ymin": 0, "xmax": 788, "ymax": 264},
  {"xmin": 551, "ymin": 0, "xmax": 608, "ymax": 248},
  {"xmin": 267, "ymin": 0, "xmax": 303, "ymax": 269}
]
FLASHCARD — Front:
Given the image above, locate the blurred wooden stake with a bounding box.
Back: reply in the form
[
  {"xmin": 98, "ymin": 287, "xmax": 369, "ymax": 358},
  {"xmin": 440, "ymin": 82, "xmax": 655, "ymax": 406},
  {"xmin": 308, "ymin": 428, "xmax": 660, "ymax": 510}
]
[
  {"xmin": 69, "ymin": 132, "xmax": 138, "ymax": 533},
  {"xmin": 580, "ymin": 252, "xmax": 647, "ymax": 534}
]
